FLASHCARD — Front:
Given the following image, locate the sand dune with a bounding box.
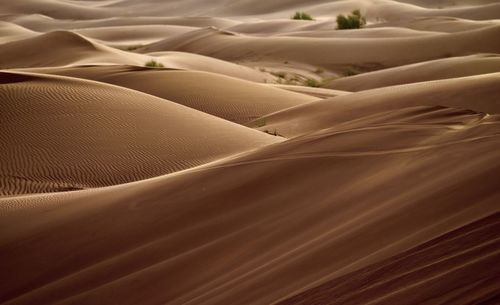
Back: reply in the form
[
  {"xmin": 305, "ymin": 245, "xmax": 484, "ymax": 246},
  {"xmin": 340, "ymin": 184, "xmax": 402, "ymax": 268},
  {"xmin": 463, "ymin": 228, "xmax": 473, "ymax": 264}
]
[
  {"xmin": 0, "ymin": 0, "xmax": 112, "ymax": 20},
  {"xmin": 226, "ymin": 19, "xmax": 438, "ymax": 37},
  {"xmin": 271, "ymin": 84, "xmax": 351, "ymax": 99},
  {"xmin": 3, "ymin": 15, "xmax": 239, "ymax": 32},
  {"xmin": 251, "ymin": 73, "xmax": 500, "ymax": 137},
  {"xmin": 141, "ymin": 25, "xmax": 500, "ymax": 73},
  {"xmin": 0, "ymin": 71, "xmax": 281, "ymax": 195},
  {"xmin": 326, "ymin": 54, "xmax": 500, "ymax": 91},
  {"xmin": 2, "ymin": 0, "xmax": 498, "ymax": 21},
  {"xmin": 151, "ymin": 51, "xmax": 275, "ymax": 82},
  {"xmin": 1, "ymin": 104, "xmax": 498, "ymax": 305},
  {"xmin": 28, "ymin": 66, "xmax": 316, "ymax": 124},
  {"xmin": 0, "ymin": 31, "xmax": 149, "ymax": 68},
  {"xmin": 0, "ymin": 21, "xmax": 37, "ymax": 43},
  {"xmin": 278, "ymin": 211, "xmax": 500, "ymax": 305},
  {"xmin": 74, "ymin": 25, "xmax": 198, "ymax": 46},
  {"xmin": 32, "ymin": 51, "xmax": 274, "ymax": 82},
  {"xmin": 1, "ymin": 1, "xmax": 499, "ymax": 304},
  {"xmin": 277, "ymin": 27, "xmax": 438, "ymax": 38},
  {"xmin": 374, "ymin": 16, "xmax": 500, "ymax": 33}
]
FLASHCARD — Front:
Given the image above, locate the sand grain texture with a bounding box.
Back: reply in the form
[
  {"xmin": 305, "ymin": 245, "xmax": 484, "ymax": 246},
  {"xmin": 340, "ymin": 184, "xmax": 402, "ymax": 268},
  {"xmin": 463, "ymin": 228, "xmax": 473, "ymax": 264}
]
[
  {"xmin": 0, "ymin": 71, "xmax": 281, "ymax": 195},
  {"xmin": 1, "ymin": 1, "xmax": 499, "ymax": 305}
]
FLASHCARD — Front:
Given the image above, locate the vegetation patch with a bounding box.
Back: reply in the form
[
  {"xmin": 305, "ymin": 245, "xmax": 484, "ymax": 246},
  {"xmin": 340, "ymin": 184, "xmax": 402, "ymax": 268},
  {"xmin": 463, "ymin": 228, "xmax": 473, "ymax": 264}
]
[
  {"xmin": 145, "ymin": 59, "xmax": 164, "ymax": 68},
  {"xmin": 126, "ymin": 44, "xmax": 144, "ymax": 51},
  {"xmin": 336, "ymin": 9, "xmax": 366, "ymax": 30},
  {"xmin": 305, "ymin": 78, "xmax": 322, "ymax": 87},
  {"xmin": 292, "ymin": 11, "xmax": 314, "ymax": 21}
]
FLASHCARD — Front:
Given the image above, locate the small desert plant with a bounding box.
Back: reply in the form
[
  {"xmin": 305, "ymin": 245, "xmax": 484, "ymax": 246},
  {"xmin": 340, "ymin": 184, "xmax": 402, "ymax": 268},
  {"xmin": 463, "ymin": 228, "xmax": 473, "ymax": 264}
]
[
  {"xmin": 254, "ymin": 118, "xmax": 267, "ymax": 127},
  {"xmin": 305, "ymin": 78, "xmax": 321, "ymax": 87},
  {"xmin": 126, "ymin": 44, "xmax": 144, "ymax": 51},
  {"xmin": 336, "ymin": 9, "xmax": 366, "ymax": 30},
  {"xmin": 145, "ymin": 59, "xmax": 164, "ymax": 68},
  {"xmin": 271, "ymin": 71, "xmax": 287, "ymax": 79},
  {"xmin": 344, "ymin": 68, "xmax": 360, "ymax": 76},
  {"xmin": 292, "ymin": 11, "xmax": 314, "ymax": 20}
]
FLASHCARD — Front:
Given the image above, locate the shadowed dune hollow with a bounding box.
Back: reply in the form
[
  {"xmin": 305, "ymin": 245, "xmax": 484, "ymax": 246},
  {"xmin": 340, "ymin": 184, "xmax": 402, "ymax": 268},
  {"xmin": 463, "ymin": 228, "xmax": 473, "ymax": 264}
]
[{"xmin": 0, "ymin": 1, "xmax": 499, "ymax": 305}]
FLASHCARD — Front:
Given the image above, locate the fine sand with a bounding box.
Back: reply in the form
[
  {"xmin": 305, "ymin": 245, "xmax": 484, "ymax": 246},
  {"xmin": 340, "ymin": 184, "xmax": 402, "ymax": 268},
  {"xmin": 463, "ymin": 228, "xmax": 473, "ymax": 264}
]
[{"xmin": 0, "ymin": 1, "xmax": 499, "ymax": 305}]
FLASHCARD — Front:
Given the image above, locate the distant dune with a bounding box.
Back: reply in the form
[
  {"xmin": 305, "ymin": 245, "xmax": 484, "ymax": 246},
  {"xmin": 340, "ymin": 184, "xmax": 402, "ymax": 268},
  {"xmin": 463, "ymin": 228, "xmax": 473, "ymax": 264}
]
[
  {"xmin": 140, "ymin": 25, "xmax": 500, "ymax": 72},
  {"xmin": 29, "ymin": 66, "xmax": 316, "ymax": 124},
  {"xmin": 0, "ymin": 1, "xmax": 499, "ymax": 305},
  {"xmin": 326, "ymin": 54, "xmax": 500, "ymax": 91}
]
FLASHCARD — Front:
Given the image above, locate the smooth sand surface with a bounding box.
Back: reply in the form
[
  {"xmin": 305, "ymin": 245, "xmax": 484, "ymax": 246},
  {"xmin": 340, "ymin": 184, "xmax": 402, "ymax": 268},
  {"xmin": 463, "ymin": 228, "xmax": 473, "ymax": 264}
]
[
  {"xmin": 1, "ymin": 1, "xmax": 499, "ymax": 305},
  {"xmin": 140, "ymin": 25, "xmax": 500, "ymax": 73},
  {"xmin": 0, "ymin": 71, "xmax": 282, "ymax": 195},
  {"xmin": 1, "ymin": 104, "xmax": 499, "ymax": 305},
  {"xmin": 326, "ymin": 54, "xmax": 500, "ymax": 91},
  {"xmin": 251, "ymin": 73, "xmax": 500, "ymax": 137},
  {"xmin": 27, "ymin": 66, "xmax": 316, "ymax": 124}
]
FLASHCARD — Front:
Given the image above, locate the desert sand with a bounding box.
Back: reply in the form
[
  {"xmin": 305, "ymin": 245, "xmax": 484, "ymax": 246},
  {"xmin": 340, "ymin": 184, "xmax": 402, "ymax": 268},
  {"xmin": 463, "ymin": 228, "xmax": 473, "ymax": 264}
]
[{"xmin": 0, "ymin": 1, "xmax": 499, "ymax": 305}]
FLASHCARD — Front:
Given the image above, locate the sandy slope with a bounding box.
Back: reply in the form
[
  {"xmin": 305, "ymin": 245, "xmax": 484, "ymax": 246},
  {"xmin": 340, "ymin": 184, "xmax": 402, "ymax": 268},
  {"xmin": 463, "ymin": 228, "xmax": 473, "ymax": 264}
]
[
  {"xmin": 1, "ymin": 0, "xmax": 499, "ymax": 304},
  {"xmin": 270, "ymin": 84, "xmax": 351, "ymax": 99},
  {"xmin": 1, "ymin": 31, "xmax": 276, "ymax": 82},
  {"xmin": 0, "ymin": 71, "xmax": 282, "ymax": 195},
  {"xmin": 0, "ymin": 31, "xmax": 148, "ymax": 68},
  {"xmin": 74, "ymin": 24, "xmax": 198, "ymax": 46},
  {"xmin": 0, "ymin": 21, "xmax": 37, "ymax": 43},
  {"xmin": 326, "ymin": 54, "xmax": 500, "ymax": 91},
  {"xmin": 29, "ymin": 66, "xmax": 316, "ymax": 124},
  {"xmin": 277, "ymin": 211, "xmax": 500, "ymax": 305},
  {"xmin": 2, "ymin": 15, "xmax": 239, "ymax": 32},
  {"xmin": 141, "ymin": 25, "xmax": 500, "ymax": 72},
  {"xmin": 1, "ymin": 104, "xmax": 499, "ymax": 305},
  {"xmin": 374, "ymin": 16, "xmax": 500, "ymax": 33},
  {"xmin": 252, "ymin": 73, "xmax": 500, "ymax": 137}
]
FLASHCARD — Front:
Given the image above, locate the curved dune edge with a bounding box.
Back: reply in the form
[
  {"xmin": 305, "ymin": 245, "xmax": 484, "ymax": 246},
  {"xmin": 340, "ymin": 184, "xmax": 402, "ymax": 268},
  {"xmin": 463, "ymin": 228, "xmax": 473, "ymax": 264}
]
[
  {"xmin": 0, "ymin": 30, "xmax": 148, "ymax": 68},
  {"xmin": 26, "ymin": 66, "xmax": 316, "ymax": 124},
  {"xmin": 251, "ymin": 72, "xmax": 500, "ymax": 137},
  {"xmin": 139, "ymin": 24, "xmax": 500, "ymax": 71},
  {"xmin": 1, "ymin": 105, "xmax": 499, "ymax": 305},
  {"xmin": 0, "ymin": 70, "xmax": 282, "ymax": 195},
  {"xmin": 326, "ymin": 54, "xmax": 500, "ymax": 91}
]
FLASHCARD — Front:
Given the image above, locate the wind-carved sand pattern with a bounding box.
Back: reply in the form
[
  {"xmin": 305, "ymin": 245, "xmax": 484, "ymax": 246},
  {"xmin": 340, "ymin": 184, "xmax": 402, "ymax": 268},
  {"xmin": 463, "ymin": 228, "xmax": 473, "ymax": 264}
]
[{"xmin": 0, "ymin": 1, "xmax": 499, "ymax": 305}]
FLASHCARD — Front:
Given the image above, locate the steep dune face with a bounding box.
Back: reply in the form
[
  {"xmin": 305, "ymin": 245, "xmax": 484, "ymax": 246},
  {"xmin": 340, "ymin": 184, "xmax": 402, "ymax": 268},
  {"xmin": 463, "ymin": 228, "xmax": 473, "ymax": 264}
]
[
  {"xmin": 326, "ymin": 54, "xmax": 500, "ymax": 91},
  {"xmin": 253, "ymin": 73, "xmax": 500, "ymax": 137},
  {"xmin": 277, "ymin": 212, "xmax": 500, "ymax": 305},
  {"xmin": 31, "ymin": 66, "xmax": 316, "ymax": 124},
  {"xmin": 0, "ymin": 71, "xmax": 282, "ymax": 195},
  {"xmin": 0, "ymin": 31, "xmax": 149, "ymax": 68},
  {"xmin": 1, "ymin": 105, "xmax": 499, "ymax": 305}
]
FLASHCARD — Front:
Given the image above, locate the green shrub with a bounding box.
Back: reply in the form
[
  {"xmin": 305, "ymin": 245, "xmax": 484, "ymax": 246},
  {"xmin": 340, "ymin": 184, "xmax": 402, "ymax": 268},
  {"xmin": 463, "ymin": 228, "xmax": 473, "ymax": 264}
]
[
  {"xmin": 126, "ymin": 44, "xmax": 144, "ymax": 51},
  {"xmin": 305, "ymin": 79, "xmax": 321, "ymax": 87},
  {"xmin": 344, "ymin": 68, "xmax": 360, "ymax": 76},
  {"xmin": 145, "ymin": 59, "xmax": 164, "ymax": 68},
  {"xmin": 336, "ymin": 9, "xmax": 366, "ymax": 30},
  {"xmin": 292, "ymin": 11, "xmax": 314, "ymax": 20}
]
